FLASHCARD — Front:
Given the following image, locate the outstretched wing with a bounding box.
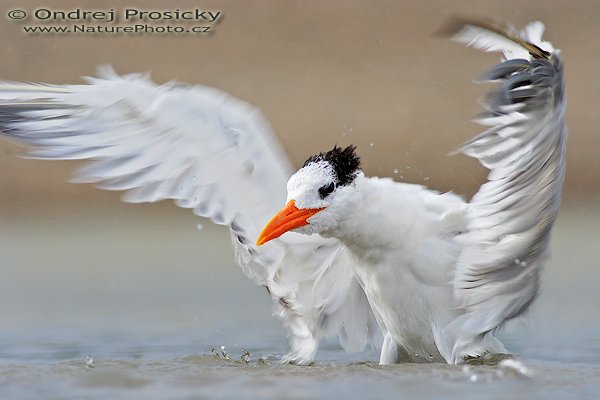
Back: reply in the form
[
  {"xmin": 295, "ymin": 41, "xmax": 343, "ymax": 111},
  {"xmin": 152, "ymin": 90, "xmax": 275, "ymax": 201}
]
[
  {"xmin": 0, "ymin": 69, "xmax": 380, "ymax": 363},
  {"xmin": 445, "ymin": 20, "xmax": 566, "ymax": 361}
]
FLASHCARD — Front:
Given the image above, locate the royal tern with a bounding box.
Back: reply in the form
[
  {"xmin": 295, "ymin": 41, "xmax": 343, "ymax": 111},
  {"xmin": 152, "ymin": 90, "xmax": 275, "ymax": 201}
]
[{"xmin": 0, "ymin": 19, "xmax": 565, "ymax": 364}]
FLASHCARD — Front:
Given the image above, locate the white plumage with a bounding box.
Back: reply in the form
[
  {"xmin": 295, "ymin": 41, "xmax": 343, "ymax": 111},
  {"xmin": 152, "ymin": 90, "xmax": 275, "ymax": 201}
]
[{"xmin": 0, "ymin": 19, "xmax": 566, "ymax": 365}]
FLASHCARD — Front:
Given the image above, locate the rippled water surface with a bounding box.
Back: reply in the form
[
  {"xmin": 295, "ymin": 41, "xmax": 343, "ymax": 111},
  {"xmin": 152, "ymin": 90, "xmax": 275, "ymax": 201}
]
[{"xmin": 1, "ymin": 206, "xmax": 599, "ymax": 399}]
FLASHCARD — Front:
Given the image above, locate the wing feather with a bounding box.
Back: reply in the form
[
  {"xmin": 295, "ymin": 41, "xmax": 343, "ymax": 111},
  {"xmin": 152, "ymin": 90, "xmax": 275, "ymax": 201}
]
[
  {"xmin": 0, "ymin": 69, "xmax": 380, "ymax": 364},
  {"xmin": 446, "ymin": 20, "xmax": 566, "ymax": 361}
]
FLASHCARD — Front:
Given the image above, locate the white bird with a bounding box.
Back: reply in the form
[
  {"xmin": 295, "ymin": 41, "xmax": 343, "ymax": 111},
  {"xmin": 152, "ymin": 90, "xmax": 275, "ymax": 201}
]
[{"xmin": 0, "ymin": 19, "xmax": 566, "ymax": 365}]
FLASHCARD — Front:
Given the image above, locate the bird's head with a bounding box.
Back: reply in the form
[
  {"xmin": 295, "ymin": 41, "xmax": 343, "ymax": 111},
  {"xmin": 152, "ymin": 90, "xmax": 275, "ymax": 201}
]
[{"xmin": 256, "ymin": 145, "xmax": 362, "ymax": 246}]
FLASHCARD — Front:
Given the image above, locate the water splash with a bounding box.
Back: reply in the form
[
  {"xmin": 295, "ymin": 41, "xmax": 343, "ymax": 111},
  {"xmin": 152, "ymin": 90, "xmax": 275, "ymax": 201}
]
[
  {"xmin": 499, "ymin": 358, "xmax": 531, "ymax": 377},
  {"xmin": 219, "ymin": 345, "xmax": 230, "ymax": 360},
  {"xmin": 85, "ymin": 355, "xmax": 95, "ymax": 369},
  {"xmin": 241, "ymin": 349, "xmax": 250, "ymax": 364},
  {"xmin": 257, "ymin": 355, "xmax": 269, "ymax": 365}
]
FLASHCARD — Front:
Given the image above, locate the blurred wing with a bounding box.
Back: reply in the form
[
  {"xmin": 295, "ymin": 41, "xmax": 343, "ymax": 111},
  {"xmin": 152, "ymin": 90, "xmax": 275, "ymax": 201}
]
[
  {"xmin": 0, "ymin": 69, "xmax": 380, "ymax": 363},
  {"xmin": 266, "ymin": 236, "xmax": 382, "ymax": 364},
  {"xmin": 447, "ymin": 21, "xmax": 566, "ymax": 359}
]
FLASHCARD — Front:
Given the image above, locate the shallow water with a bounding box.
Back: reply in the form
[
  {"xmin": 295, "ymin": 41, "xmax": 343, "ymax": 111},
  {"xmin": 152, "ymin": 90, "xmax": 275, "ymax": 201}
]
[{"xmin": 1, "ymin": 205, "xmax": 599, "ymax": 399}]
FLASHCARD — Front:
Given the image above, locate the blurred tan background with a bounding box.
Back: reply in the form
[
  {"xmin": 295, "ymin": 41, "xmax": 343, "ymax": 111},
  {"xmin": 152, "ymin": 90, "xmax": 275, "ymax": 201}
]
[{"xmin": 0, "ymin": 0, "xmax": 599, "ymax": 214}]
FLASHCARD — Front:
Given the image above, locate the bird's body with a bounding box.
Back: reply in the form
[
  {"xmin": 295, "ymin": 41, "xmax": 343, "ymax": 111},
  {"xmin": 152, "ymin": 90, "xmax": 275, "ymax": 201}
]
[
  {"xmin": 339, "ymin": 177, "xmax": 467, "ymax": 363},
  {"xmin": 0, "ymin": 19, "xmax": 566, "ymax": 365},
  {"xmin": 298, "ymin": 174, "xmax": 497, "ymax": 363}
]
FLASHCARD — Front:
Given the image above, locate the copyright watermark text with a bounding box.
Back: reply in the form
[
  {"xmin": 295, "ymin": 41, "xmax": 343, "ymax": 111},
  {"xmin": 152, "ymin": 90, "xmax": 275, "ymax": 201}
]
[{"xmin": 6, "ymin": 7, "xmax": 223, "ymax": 36}]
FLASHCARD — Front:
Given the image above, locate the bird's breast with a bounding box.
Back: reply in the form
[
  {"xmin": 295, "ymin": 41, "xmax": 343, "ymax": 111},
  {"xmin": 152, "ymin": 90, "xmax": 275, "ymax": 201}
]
[{"xmin": 347, "ymin": 248, "xmax": 449, "ymax": 361}]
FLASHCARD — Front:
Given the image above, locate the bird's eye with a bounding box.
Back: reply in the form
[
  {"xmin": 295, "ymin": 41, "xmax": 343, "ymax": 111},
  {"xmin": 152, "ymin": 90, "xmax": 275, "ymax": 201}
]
[{"xmin": 318, "ymin": 182, "xmax": 335, "ymax": 199}]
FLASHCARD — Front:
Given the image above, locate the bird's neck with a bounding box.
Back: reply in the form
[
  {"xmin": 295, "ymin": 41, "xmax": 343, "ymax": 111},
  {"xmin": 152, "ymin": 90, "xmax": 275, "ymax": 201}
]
[{"xmin": 330, "ymin": 175, "xmax": 401, "ymax": 259}]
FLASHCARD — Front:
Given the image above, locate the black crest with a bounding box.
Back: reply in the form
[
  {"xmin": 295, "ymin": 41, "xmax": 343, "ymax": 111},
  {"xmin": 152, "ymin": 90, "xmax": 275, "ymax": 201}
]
[{"xmin": 302, "ymin": 145, "xmax": 361, "ymax": 186}]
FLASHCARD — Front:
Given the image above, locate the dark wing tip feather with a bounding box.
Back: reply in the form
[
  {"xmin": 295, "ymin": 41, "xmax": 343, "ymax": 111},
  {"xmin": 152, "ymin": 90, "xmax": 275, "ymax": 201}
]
[{"xmin": 437, "ymin": 16, "xmax": 551, "ymax": 60}]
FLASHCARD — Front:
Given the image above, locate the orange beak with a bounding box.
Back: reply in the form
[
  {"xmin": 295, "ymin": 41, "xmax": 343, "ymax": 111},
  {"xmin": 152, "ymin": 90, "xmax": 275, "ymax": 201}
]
[{"xmin": 256, "ymin": 200, "xmax": 325, "ymax": 246}]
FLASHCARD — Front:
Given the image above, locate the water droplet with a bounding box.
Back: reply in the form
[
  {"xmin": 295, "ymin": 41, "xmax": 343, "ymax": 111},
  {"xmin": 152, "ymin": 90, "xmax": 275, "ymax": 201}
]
[
  {"xmin": 258, "ymin": 355, "xmax": 268, "ymax": 365},
  {"xmin": 514, "ymin": 258, "xmax": 521, "ymax": 265},
  {"xmin": 197, "ymin": 223, "xmax": 204, "ymax": 231},
  {"xmin": 219, "ymin": 345, "xmax": 230, "ymax": 359},
  {"xmin": 241, "ymin": 349, "xmax": 250, "ymax": 364},
  {"xmin": 520, "ymin": 261, "xmax": 528, "ymax": 267},
  {"xmin": 499, "ymin": 359, "xmax": 530, "ymax": 376},
  {"xmin": 424, "ymin": 177, "xmax": 430, "ymax": 181},
  {"xmin": 470, "ymin": 374, "xmax": 478, "ymax": 382},
  {"xmin": 393, "ymin": 169, "xmax": 399, "ymax": 174},
  {"xmin": 85, "ymin": 355, "xmax": 95, "ymax": 368},
  {"xmin": 369, "ymin": 143, "xmax": 374, "ymax": 147}
]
